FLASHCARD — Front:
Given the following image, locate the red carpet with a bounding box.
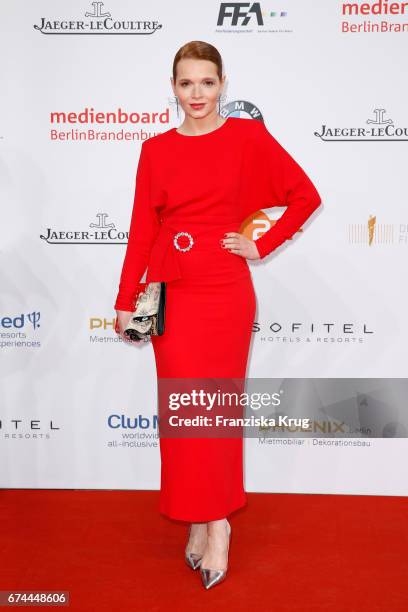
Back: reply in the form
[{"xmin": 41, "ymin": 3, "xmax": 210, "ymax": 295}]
[{"xmin": 1, "ymin": 490, "xmax": 407, "ymax": 611}]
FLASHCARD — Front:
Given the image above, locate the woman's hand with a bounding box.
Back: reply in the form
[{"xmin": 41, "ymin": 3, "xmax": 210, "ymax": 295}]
[
  {"xmin": 115, "ymin": 310, "xmax": 134, "ymax": 343},
  {"xmin": 221, "ymin": 232, "xmax": 261, "ymax": 260}
]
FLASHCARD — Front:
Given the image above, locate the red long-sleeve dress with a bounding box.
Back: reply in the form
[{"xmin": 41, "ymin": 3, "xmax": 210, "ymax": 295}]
[{"xmin": 114, "ymin": 117, "xmax": 321, "ymax": 522}]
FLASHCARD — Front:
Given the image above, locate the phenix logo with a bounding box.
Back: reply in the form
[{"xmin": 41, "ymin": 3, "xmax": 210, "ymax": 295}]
[{"xmin": 33, "ymin": 1, "xmax": 162, "ymax": 35}]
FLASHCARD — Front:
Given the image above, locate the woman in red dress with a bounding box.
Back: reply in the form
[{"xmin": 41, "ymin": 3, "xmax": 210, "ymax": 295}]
[{"xmin": 114, "ymin": 41, "xmax": 321, "ymax": 589}]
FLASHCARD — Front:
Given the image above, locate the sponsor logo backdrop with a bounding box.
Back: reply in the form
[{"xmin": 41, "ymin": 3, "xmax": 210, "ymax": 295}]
[{"xmin": 1, "ymin": 1, "xmax": 407, "ymax": 494}]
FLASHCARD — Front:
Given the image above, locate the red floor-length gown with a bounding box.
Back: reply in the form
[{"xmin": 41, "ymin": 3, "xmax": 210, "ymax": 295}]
[{"xmin": 114, "ymin": 117, "xmax": 321, "ymax": 522}]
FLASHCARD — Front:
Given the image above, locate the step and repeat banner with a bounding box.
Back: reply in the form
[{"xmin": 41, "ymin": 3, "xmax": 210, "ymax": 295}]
[{"xmin": 1, "ymin": 1, "xmax": 407, "ymax": 495}]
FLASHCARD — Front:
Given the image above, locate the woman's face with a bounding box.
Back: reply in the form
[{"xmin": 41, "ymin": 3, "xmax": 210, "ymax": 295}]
[{"xmin": 171, "ymin": 58, "xmax": 225, "ymax": 120}]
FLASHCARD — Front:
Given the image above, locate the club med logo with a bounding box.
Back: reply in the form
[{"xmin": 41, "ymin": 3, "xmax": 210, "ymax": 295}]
[
  {"xmin": 1, "ymin": 312, "xmax": 41, "ymax": 349},
  {"xmin": 107, "ymin": 414, "xmax": 158, "ymax": 448},
  {"xmin": 40, "ymin": 213, "xmax": 130, "ymax": 245},
  {"xmin": 33, "ymin": 1, "xmax": 162, "ymax": 36},
  {"xmin": 108, "ymin": 414, "xmax": 158, "ymax": 429},
  {"xmin": 1, "ymin": 311, "xmax": 41, "ymax": 331},
  {"xmin": 314, "ymin": 108, "xmax": 408, "ymax": 141},
  {"xmin": 348, "ymin": 215, "xmax": 408, "ymax": 245}
]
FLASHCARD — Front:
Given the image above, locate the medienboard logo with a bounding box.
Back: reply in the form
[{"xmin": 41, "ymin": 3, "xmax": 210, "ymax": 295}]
[
  {"xmin": 341, "ymin": 0, "xmax": 408, "ymax": 33},
  {"xmin": 33, "ymin": 1, "xmax": 162, "ymax": 36},
  {"xmin": 314, "ymin": 108, "xmax": 408, "ymax": 141}
]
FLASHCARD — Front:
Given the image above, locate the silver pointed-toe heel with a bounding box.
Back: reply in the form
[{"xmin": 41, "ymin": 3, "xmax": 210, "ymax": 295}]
[
  {"xmin": 185, "ymin": 525, "xmax": 204, "ymax": 570},
  {"xmin": 185, "ymin": 552, "xmax": 203, "ymax": 570},
  {"xmin": 200, "ymin": 567, "xmax": 227, "ymax": 590},
  {"xmin": 200, "ymin": 520, "xmax": 231, "ymax": 590}
]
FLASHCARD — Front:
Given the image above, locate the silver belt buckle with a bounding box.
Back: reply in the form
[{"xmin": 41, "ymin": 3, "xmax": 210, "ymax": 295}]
[{"xmin": 173, "ymin": 231, "xmax": 194, "ymax": 252}]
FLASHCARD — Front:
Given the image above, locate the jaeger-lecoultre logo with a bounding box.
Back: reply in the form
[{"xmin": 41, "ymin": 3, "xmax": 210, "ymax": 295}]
[
  {"xmin": 33, "ymin": 1, "xmax": 162, "ymax": 36},
  {"xmin": 314, "ymin": 108, "xmax": 408, "ymax": 141},
  {"xmin": 40, "ymin": 213, "xmax": 129, "ymax": 245}
]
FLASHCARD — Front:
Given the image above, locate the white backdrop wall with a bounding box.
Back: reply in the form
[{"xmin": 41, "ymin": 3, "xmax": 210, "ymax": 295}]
[{"xmin": 1, "ymin": 0, "xmax": 407, "ymax": 495}]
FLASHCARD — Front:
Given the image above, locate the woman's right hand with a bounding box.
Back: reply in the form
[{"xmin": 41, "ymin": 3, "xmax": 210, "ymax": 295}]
[{"xmin": 115, "ymin": 310, "xmax": 134, "ymax": 343}]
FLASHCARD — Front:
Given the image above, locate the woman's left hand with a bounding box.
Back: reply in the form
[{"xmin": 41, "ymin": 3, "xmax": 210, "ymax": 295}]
[{"xmin": 221, "ymin": 232, "xmax": 261, "ymax": 260}]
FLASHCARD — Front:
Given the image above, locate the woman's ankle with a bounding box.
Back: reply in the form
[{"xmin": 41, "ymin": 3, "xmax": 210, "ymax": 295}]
[
  {"xmin": 207, "ymin": 518, "xmax": 229, "ymax": 539},
  {"xmin": 190, "ymin": 522, "xmax": 207, "ymax": 531}
]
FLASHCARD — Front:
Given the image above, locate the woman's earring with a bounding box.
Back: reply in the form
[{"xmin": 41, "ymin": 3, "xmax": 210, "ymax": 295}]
[
  {"xmin": 218, "ymin": 93, "xmax": 227, "ymax": 115},
  {"xmin": 168, "ymin": 94, "xmax": 180, "ymax": 120}
]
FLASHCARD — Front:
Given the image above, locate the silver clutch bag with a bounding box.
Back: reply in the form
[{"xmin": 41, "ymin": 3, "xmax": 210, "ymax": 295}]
[{"xmin": 124, "ymin": 281, "xmax": 166, "ymax": 342}]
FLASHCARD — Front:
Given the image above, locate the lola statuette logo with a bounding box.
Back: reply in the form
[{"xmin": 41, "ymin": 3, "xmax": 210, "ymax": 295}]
[
  {"xmin": 348, "ymin": 215, "xmax": 408, "ymax": 245},
  {"xmin": 33, "ymin": 1, "xmax": 162, "ymax": 35}
]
